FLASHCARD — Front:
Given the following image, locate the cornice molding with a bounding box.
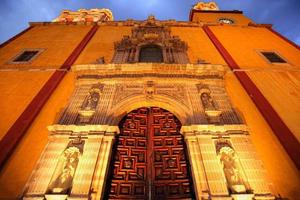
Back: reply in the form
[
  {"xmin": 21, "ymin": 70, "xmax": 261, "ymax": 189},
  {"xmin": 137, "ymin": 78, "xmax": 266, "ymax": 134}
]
[
  {"xmin": 47, "ymin": 124, "xmax": 119, "ymax": 135},
  {"xmin": 181, "ymin": 124, "xmax": 249, "ymax": 134},
  {"xmin": 72, "ymin": 63, "xmax": 227, "ymax": 80},
  {"xmin": 29, "ymin": 19, "xmax": 203, "ymax": 27}
]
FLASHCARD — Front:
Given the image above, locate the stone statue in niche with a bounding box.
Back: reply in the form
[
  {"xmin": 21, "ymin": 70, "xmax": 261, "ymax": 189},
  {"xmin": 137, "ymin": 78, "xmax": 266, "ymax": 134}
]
[
  {"xmin": 197, "ymin": 85, "xmax": 222, "ymax": 123},
  {"xmin": 82, "ymin": 89, "xmax": 100, "ymax": 111},
  {"xmin": 48, "ymin": 139, "xmax": 84, "ymax": 194},
  {"xmin": 78, "ymin": 84, "xmax": 103, "ymax": 123},
  {"xmin": 217, "ymin": 143, "xmax": 248, "ymax": 194},
  {"xmin": 201, "ymin": 92, "xmax": 216, "ymax": 110}
]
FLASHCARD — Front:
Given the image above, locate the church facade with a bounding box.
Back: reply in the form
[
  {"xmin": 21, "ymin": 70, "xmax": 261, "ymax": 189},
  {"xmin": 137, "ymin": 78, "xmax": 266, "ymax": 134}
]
[{"xmin": 0, "ymin": 2, "xmax": 299, "ymax": 200}]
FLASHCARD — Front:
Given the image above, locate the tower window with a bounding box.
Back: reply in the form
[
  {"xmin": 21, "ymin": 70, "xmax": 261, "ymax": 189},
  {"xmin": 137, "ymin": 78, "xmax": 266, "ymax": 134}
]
[
  {"xmin": 261, "ymin": 52, "xmax": 286, "ymax": 63},
  {"xmin": 11, "ymin": 49, "xmax": 43, "ymax": 63},
  {"xmin": 139, "ymin": 45, "xmax": 163, "ymax": 63},
  {"xmin": 218, "ymin": 18, "xmax": 234, "ymax": 24},
  {"xmin": 14, "ymin": 51, "xmax": 38, "ymax": 62}
]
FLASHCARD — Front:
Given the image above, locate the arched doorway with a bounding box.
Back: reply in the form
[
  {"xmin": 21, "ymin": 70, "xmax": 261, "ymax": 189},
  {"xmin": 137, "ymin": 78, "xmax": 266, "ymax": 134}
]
[{"xmin": 105, "ymin": 107, "xmax": 195, "ymax": 199}]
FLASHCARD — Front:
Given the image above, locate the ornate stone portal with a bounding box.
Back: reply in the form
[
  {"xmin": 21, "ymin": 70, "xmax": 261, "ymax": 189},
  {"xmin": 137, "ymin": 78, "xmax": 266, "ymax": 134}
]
[
  {"xmin": 22, "ymin": 62, "xmax": 274, "ymax": 200},
  {"xmin": 22, "ymin": 15, "xmax": 274, "ymax": 200}
]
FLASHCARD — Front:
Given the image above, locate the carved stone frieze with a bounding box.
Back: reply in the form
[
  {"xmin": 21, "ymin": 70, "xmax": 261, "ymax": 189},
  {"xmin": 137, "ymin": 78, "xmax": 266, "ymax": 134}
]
[
  {"xmin": 56, "ymin": 63, "xmax": 240, "ymax": 126},
  {"xmin": 112, "ymin": 84, "xmax": 143, "ymax": 106},
  {"xmin": 156, "ymin": 84, "xmax": 190, "ymax": 108}
]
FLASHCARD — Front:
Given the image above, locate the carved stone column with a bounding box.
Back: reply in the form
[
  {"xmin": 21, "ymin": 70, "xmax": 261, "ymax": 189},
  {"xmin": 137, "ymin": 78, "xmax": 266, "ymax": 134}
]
[
  {"xmin": 22, "ymin": 125, "xmax": 118, "ymax": 200},
  {"xmin": 22, "ymin": 136, "xmax": 70, "ymax": 200},
  {"xmin": 182, "ymin": 129, "xmax": 210, "ymax": 200},
  {"xmin": 90, "ymin": 128, "xmax": 117, "ymax": 200},
  {"xmin": 182, "ymin": 125, "xmax": 275, "ymax": 200}
]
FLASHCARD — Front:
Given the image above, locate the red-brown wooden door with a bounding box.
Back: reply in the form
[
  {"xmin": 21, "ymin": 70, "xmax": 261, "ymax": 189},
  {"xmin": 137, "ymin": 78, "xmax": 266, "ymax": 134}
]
[{"xmin": 105, "ymin": 107, "xmax": 195, "ymax": 199}]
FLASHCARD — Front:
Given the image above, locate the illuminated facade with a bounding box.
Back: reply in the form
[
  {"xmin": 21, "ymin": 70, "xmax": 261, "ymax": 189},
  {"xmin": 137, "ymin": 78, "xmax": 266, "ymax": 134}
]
[{"xmin": 0, "ymin": 2, "xmax": 299, "ymax": 200}]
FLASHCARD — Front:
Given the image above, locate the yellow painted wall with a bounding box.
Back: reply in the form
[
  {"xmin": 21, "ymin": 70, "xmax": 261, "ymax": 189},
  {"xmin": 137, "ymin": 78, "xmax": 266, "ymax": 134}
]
[
  {"xmin": 209, "ymin": 26, "xmax": 300, "ymax": 68},
  {"xmin": 0, "ymin": 25, "xmax": 92, "ymax": 69},
  {"xmin": 225, "ymin": 72, "xmax": 300, "ymax": 199},
  {"xmin": 171, "ymin": 27, "xmax": 226, "ymax": 65},
  {"xmin": 248, "ymin": 71, "xmax": 300, "ymax": 141},
  {"xmin": 0, "ymin": 71, "xmax": 52, "ymax": 139},
  {"xmin": 0, "ymin": 24, "xmax": 92, "ymax": 140},
  {"xmin": 191, "ymin": 12, "xmax": 252, "ymax": 25},
  {"xmin": 75, "ymin": 26, "xmax": 132, "ymax": 64},
  {"xmin": 209, "ymin": 26, "xmax": 300, "ymax": 141},
  {"xmin": 0, "ymin": 72, "xmax": 75, "ymax": 199}
]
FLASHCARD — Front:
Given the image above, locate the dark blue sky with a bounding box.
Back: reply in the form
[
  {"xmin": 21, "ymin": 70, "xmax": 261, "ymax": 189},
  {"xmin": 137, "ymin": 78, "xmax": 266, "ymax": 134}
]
[{"xmin": 0, "ymin": 0, "xmax": 299, "ymax": 45}]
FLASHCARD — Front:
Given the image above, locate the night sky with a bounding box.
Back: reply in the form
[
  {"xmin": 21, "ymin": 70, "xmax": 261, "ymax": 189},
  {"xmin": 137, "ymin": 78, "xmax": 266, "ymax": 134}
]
[{"xmin": 0, "ymin": 0, "xmax": 299, "ymax": 45}]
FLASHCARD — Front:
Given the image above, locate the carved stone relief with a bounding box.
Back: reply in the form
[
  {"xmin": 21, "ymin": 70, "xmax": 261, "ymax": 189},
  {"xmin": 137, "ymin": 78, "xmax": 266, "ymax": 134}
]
[
  {"xmin": 112, "ymin": 16, "xmax": 189, "ymax": 64},
  {"xmin": 47, "ymin": 138, "xmax": 84, "ymax": 195},
  {"xmin": 144, "ymin": 81, "xmax": 156, "ymax": 99},
  {"xmin": 78, "ymin": 84, "xmax": 103, "ymax": 124},
  {"xmin": 197, "ymin": 84, "xmax": 222, "ymax": 123},
  {"xmin": 216, "ymin": 140, "xmax": 249, "ymax": 194}
]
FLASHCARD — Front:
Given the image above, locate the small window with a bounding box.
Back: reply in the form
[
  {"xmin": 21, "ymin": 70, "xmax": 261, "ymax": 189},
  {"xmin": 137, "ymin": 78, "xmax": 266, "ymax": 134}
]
[
  {"xmin": 218, "ymin": 18, "xmax": 234, "ymax": 24},
  {"xmin": 139, "ymin": 45, "xmax": 163, "ymax": 63},
  {"xmin": 14, "ymin": 51, "xmax": 38, "ymax": 62},
  {"xmin": 10, "ymin": 49, "xmax": 43, "ymax": 63},
  {"xmin": 261, "ymin": 52, "xmax": 286, "ymax": 63}
]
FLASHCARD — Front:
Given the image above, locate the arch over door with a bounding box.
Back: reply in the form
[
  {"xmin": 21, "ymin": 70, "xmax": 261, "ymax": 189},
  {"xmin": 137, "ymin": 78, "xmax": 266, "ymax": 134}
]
[{"xmin": 105, "ymin": 107, "xmax": 195, "ymax": 199}]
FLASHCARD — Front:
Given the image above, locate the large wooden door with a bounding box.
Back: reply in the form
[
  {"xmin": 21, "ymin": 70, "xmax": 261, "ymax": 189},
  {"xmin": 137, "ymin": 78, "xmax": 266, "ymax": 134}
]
[{"xmin": 105, "ymin": 107, "xmax": 194, "ymax": 199}]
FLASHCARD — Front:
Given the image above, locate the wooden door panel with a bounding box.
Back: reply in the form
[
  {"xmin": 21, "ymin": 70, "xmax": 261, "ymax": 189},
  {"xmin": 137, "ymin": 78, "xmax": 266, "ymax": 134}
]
[
  {"xmin": 106, "ymin": 107, "xmax": 194, "ymax": 199},
  {"xmin": 108, "ymin": 108, "xmax": 148, "ymax": 199},
  {"xmin": 151, "ymin": 108, "xmax": 193, "ymax": 199}
]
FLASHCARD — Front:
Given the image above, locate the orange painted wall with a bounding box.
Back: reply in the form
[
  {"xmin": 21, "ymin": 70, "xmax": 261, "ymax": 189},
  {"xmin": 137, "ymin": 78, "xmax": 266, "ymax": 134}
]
[
  {"xmin": 170, "ymin": 27, "xmax": 226, "ymax": 65},
  {"xmin": 0, "ymin": 72, "xmax": 75, "ymax": 199},
  {"xmin": 0, "ymin": 24, "xmax": 91, "ymax": 140},
  {"xmin": 75, "ymin": 26, "xmax": 132, "ymax": 64},
  {"xmin": 191, "ymin": 12, "xmax": 252, "ymax": 25},
  {"xmin": 209, "ymin": 26, "xmax": 300, "ymax": 141},
  {"xmin": 0, "ymin": 71, "xmax": 52, "ymax": 139},
  {"xmin": 0, "ymin": 24, "xmax": 92, "ymax": 69},
  {"xmin": 225, "ymin": 72, "xmax": 300, "ymax": 200}
]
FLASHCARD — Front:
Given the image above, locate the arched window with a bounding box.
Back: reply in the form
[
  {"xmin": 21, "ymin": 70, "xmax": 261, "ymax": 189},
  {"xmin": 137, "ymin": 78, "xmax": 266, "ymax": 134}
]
[
  {"xmin": 139, "ymin": 45, "xmax": 163, "ymax": 63},
  {"xmin": 112, "ymin": 19, "xmax": 189, "ymax": 64}
]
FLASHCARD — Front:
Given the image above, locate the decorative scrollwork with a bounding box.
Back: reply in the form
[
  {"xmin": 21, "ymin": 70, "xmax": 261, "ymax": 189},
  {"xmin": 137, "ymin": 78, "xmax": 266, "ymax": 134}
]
[{"xmin": 112, "ymin": 15, "xmax": 189, "ymax": 64}]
